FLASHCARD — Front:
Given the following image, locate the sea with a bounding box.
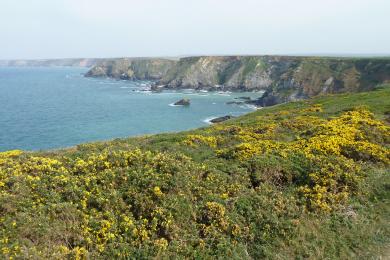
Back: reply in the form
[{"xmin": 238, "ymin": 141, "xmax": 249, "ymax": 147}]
[{"xmin": 0, "ymin": 67, "xmax": 263, "ymax": 151}]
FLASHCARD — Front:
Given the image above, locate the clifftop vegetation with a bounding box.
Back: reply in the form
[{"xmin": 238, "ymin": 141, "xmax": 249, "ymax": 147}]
[{"xmin": 1, "ymin": 85, "xmax": 389, "ymax": 258}]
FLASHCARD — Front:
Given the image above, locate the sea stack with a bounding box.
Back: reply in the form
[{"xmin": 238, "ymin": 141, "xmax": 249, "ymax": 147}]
[{"xmin": 174, "ymin": 98, "xmax": 190, "ymax": 106}]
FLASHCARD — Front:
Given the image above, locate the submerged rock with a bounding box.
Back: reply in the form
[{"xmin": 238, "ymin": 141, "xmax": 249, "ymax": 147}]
[
  {"xmin": 174, "ymin": 99, "xmax": 190, "ymax": 106},
  {"xmin": 235, "ymin": 96, "xmax": 252, "ymax": 100},
  {"xmin": 210, "ymin": 115, "xmax": 235, "ymax": 123},
  {"xmin": 226, "ymin": 101, "xmax": 244, "ymax": 105}
]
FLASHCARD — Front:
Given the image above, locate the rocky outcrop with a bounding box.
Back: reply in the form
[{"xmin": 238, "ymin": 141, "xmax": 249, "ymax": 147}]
[
  {"xmin": 236, "ymin": 97, "xmax": 252, "ymax": 100},
  {"xmin": 210, "ymin": 115, "xmax": 235, "ymax": 123},
  {"xmin": 173, "ymin": 99, "xmax": 190, "ymax": 106},
  {"xmin": 85, "ymin": 58, "xmax": 177, "ymax": 80},
  {"xmin": 153, "ymin": 56, "xmax": 271, "ymax": 91},
  {"xmin": 226, "ymin": 101, "xmax": 244, "ymax": 105},
  {"xmin": 85, "ymin": 56, "xmax": 390, "ymax": 106},
  {"xmin": 252, "ymin": 57, "xmax": 390, "ymax": 106}
]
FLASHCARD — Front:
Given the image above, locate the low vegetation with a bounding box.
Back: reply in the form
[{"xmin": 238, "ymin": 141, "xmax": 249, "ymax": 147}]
[{"xmin": 1, "ymin": 86, "xmax": 389, "ymax": 259}]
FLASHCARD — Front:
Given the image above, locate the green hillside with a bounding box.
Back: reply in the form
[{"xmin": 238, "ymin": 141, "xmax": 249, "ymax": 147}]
[{"xmin": 1, "ymin": 86, "xmax": 389, "ymax": 259}]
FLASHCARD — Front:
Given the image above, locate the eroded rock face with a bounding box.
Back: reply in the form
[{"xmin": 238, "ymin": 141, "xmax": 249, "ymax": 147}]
[
  {"xmin": 85, "ymin": 58, "xmax": 177, "ymax": 80},
  {"xmin": 86, "ymin": 56, "xmax": 390, "ymax": 106},
  {"xmin": 85, "ymin": 66, "xmax": 107, "ymax": 77}
]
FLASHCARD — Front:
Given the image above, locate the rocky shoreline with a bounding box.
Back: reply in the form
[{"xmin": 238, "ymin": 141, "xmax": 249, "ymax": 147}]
[{"xmin": 85, "ymin": 56, "xmax": 390, "ymax": 107}]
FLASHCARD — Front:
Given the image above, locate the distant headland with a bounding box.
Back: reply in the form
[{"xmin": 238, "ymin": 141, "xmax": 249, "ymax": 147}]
[{"xmin": 2, "ymin": 55, "xmax": 390, "ymax": 107}]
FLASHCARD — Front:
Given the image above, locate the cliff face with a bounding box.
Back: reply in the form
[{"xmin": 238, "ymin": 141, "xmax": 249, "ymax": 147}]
[
  {"xmin": 159, "ymin": 56, "xmax": 281, "ymax": 91},
  {"xmin": 85, "ymin": 58, "xmax": 177, "ymax": 80},
  {"xmin": 253, "ymin": 57, "xmax": 390, "ymax": 106},
  {"xmin": 0, "ymin": 58, "xmax": 103, "ymax": 67},
  {"xmin": 86, "ymin": 56, "xmax": 390, "ymax": 106}
]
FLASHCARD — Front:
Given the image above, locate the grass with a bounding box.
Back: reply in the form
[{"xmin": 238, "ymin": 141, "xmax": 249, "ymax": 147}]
[{"xmin": 0, "ymin": 86, "xmax": 389, "ymax": 259}]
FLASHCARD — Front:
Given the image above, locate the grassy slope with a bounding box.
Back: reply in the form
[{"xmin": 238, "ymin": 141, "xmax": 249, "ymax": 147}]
[
  {"xmin": 1, "ymin": 86, "xmax": 389, "ymax": 259},
  {"xmin": 97, "ymin": 85, "xmax": 389, "ymax": 155}
]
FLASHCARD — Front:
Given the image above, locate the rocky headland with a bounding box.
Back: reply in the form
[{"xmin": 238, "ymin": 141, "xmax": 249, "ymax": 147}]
[{"xmin": 85, "ymin": 56, "xmax": 390, "ymax": 106}]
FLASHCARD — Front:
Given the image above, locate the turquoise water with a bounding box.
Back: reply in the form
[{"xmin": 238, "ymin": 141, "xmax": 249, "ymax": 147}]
[{"xmin": 0, "ymin": 67, "xmax": 262, "ymax": 151}]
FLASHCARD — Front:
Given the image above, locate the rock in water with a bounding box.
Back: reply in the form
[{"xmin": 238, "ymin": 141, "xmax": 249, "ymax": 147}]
[
  {"xmin": 151, "ymin": 84, "xmax": 166, "ymax": 92},
  {"xmin": 210, "ymin": 115, "xmax": 235, "ymax": 123},
  {"xmin": 235, "ymin": 96, "xmax": 251, "ymax": 100},
  {"xmin": 226, "ymin": 101, "xmax": 244, "ymax": 105},
  {"xmin": 174, "ymin": 99, "xmax": 190, "ymax": 106}
]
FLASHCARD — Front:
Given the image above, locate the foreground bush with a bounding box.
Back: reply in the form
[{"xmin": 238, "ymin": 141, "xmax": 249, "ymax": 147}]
[{"xmin": 1, "ymin": 88, "xmax": 389, "ymax": 258}]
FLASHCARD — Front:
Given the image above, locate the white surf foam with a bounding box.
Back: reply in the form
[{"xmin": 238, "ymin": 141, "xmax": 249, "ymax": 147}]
[
  {"xmin": 214, "ymin": 91, "xmax": 231, "ymax": 96},
  {"xmin": 239, "ymin": 104, "xmax": 260, "ymax": 110},
  {"xmin": 202, "ymin": 116, "xmax": 219, "ymax": 124},
  {"xmin": 169, "ymin": 102, "xmax": 188, "ymax": 107}
]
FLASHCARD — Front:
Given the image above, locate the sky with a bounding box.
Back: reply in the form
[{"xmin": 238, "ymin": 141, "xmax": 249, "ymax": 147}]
[{"xmin": 0, "ymin": 0, "xmax": 389, "ymax": 59}]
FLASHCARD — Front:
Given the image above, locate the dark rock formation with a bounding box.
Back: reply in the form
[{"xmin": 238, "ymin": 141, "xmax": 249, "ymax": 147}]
[
  {"xmin": 174, "ymin": 99, "xmax": 190, "ymax": 106},
  {"xmin": 235, "ymin": 96, "xmax": 252, "ymax": 100},
  {"xmin": 226, "ymin": 101, "xmax": 244, "ymax": 105},
  {"xmin": 210, "ymin": 115, "xmax": 235, "ymax": 123},
  {"xmin": 151, "ymin": 84, "xmax": 166, "ymax": 92}
]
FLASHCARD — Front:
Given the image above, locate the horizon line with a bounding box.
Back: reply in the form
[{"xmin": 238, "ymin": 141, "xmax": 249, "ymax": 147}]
[{"xmin": 2, "ymin": 52, "xmax": 390, "ymax": 61}]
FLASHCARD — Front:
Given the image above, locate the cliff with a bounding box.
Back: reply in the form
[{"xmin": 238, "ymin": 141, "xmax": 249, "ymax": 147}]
[
  {"xmin": 84, "ymin": 58, "xmax": 177, "ymax": 80},
  {"xmin": 251, "ymin": 57, "xmax": 390, "ymax": 106},
  {"xmin": 86, "ymin": 56, "xmax": 390, "ymax": 106}
]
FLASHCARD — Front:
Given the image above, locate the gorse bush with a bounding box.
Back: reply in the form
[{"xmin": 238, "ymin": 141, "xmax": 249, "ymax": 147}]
[{"xmin": 0, "ymin": 88, "xmax": 389, "ymax": 259}]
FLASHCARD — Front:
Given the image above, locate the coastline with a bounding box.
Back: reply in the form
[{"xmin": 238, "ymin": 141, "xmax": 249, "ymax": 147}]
[
  {"xmin": 0, "ymin": 67, "xmax": 260, "ymax": 151},
  {"xmin": 84, "ymin": 56, "xmax": 390, "ymax": 107}
]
